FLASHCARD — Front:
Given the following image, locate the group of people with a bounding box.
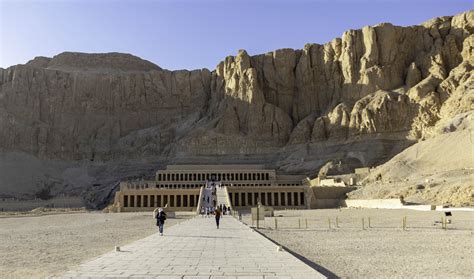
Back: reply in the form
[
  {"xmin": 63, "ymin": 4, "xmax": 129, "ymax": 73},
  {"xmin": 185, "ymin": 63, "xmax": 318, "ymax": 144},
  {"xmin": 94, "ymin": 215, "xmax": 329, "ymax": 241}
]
[
  {"xmin": 154, "ymin": 203, "xmax": 232, "ymax": 235},
  {"xmin": 200, "ymin": 204, "xmax": 230, "ymax": 217},
  {"xmin": 217, "ymin": 204, "xmax": 230, "ymax": 215},
  {"xmin": 206, "ymin": 180, "xmax": 224, "ymax": 189},
  {"xmin": 200, "ymin": 204, "xmax": 230, "ymax": 229}
]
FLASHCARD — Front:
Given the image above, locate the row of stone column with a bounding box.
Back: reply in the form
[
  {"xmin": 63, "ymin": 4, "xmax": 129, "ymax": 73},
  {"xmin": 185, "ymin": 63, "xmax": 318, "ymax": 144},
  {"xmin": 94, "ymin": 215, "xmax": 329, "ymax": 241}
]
[
  {"xmin": 156, "ymin": 184, "xmax": 204, "ymax": 189},
  {"xmin": 157, "ymin": 172, "xmax": 271, "ymax": 182},
  {"xmin": 123, "ymin": 194, "xmax": 200, "ymax": 208},
  {"xmin": 229, "ymin": 191, "xmax": 305, "ymax": 207}
]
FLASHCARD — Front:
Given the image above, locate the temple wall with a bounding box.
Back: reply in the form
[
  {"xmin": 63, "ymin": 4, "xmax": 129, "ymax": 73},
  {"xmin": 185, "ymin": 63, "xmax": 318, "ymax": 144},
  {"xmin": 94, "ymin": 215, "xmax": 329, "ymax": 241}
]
[
  {"xmin": 114, "ymin": 188, "xmax": 201, "ymax": 212},
  {"xmin": 114, "ymin": 164, "xmax": 309, "ymax": 212},
  {"xmin": 343, "ymin": 198, "xmax": 404, "ymax": 209},
  {"xmin": 227, "ymin": 186, "xmax": 307, "ymax": 209}
]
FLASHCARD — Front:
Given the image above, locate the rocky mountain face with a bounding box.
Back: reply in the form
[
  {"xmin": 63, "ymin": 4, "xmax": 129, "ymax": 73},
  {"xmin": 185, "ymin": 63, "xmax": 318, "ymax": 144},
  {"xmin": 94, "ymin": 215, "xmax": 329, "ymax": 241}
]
[{"xmin": 0, "ymin": 11, "xmax": 472, "ymax": 208}]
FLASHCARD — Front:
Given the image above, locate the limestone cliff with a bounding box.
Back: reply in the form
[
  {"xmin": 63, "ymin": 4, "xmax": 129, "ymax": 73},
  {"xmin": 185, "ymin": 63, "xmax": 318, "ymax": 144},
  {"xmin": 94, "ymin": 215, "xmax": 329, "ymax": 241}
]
[
  {"xmin": 0, "ymin": 11, "xmax": 472, "ymax": 208},
  {"xmin": 0, "ymin": 53, "xmax": 211, "ymax": 161}
]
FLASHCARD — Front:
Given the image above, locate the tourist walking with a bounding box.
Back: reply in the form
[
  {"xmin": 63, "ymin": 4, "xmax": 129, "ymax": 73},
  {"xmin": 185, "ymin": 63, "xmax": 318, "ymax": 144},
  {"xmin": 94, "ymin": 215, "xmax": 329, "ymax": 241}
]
[
  {"xmin": 214, "ymin": 206, "xmax": 222, "ymax": 229},
  {"xmin": 155, "ymin": 208, "xmax": 167, "ymax": 236}
]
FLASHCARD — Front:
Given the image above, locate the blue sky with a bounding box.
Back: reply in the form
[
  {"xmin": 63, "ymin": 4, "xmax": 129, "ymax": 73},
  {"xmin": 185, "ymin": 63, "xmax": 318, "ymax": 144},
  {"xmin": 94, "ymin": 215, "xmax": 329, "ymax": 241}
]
[{"xmin": 0, "ymin": 0, "xmax": 471, "ymax": 70}]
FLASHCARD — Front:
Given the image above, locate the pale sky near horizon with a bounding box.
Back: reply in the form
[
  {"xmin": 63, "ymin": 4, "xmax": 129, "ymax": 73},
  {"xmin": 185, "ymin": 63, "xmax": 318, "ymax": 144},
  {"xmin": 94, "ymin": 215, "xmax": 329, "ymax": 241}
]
[{"xmin": 0, "ymin": 0, "xmax": 472, "ymax": 70}]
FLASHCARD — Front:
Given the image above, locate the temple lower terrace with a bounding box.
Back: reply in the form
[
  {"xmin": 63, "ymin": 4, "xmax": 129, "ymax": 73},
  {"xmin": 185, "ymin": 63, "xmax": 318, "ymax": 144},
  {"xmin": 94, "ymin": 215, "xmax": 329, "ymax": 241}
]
[{"xmin": 113, "ymin": 165, "xmax": 309, "ymax": 212}]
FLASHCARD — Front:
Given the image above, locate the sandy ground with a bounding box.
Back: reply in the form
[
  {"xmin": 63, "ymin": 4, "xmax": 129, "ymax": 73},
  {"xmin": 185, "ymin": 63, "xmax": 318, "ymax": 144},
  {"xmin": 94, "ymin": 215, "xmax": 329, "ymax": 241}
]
[
  {"xmin": 351, "ymin": 113, "xmax": 474, "ymax": 207},
  {"xmin": 242, "ymin": 209, "xmax": 474, "ymax": 278},
  {"xmin": 0, "ymin": 211, "xmax": 189, "ymax": 279}
]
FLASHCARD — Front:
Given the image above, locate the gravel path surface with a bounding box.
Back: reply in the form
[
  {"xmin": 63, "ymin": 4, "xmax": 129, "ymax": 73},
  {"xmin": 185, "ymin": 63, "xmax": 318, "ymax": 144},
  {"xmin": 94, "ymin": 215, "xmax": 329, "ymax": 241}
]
[{"xmin": 0, "ymin": 211, "xmax": 188, "ymax": 279}]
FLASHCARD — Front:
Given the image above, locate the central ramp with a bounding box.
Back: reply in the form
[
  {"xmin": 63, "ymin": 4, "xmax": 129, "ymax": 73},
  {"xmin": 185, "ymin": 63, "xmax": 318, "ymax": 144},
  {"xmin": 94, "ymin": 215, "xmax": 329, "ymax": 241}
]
[
  {"xmin": 57, "ymin": 216, "xmax": 325, "ymax": 278},
  {"xmin": 216, "ymin": 185, "xmax": 232, "ymax": 209}
]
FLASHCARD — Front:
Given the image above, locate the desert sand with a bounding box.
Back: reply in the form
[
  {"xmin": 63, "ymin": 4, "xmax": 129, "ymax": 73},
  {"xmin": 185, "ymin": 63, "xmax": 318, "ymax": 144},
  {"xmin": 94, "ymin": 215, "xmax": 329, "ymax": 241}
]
[
  {"xmin": 1, "ymin": 208, "xmax": 472, "ymax": 278},
  {"xmin": 242, "ymin": 208, "xmax": 474, "ymax": 278},
  {"xmin": 0, "ymin": 211, "xmax": 188, "ymax": 279},
  {"xmin": 348, "ymin": 112, "xmax": 474, "ymax": 207}
]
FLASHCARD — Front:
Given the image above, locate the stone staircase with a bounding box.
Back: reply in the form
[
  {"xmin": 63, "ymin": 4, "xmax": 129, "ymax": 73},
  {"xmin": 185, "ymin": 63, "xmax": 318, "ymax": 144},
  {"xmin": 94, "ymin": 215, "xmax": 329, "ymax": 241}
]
[
  {"xmin": 197, "ymin": 181, "xmax": 232, "ymax": 212},
  {"xmin": 197, "ymin": 181, "xmax": 217, "ymax": 213},
  {"xmin": 201, "ymin": 184, "xmax": 214, "ymax": 208}
]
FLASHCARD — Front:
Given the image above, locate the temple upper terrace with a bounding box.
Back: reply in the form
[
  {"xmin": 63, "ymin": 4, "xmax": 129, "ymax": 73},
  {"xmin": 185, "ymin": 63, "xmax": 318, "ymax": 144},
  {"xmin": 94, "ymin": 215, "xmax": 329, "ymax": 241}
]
[{"xmin": 156, "ymin": 164, "xmax": 277, "ymax": 183}]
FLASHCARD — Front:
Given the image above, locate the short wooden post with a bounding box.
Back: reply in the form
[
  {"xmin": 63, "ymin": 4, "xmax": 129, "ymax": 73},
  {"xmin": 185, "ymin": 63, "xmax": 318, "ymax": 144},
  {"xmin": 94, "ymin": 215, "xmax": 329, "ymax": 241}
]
[
  {"xmin": 274, "ymin": 218, "xmax": 278, "ymax": 230},
  {"xmin": 256, "ymin": 206, "xmax": 260, "ymax": 229},
  {"xmin": 305, "ymin": 218, "xmax": 308, "ymax": 229},
  {"xmin": 362, "ymin": 218, "xmax": 365, "ymax": 230},
  {"xmin": 368, "ymin": 217, "xmax": 371, "ymax": 228},
  {"xmin": 298, "ymin": 219, "xmax": 301, "ymax": 229}
]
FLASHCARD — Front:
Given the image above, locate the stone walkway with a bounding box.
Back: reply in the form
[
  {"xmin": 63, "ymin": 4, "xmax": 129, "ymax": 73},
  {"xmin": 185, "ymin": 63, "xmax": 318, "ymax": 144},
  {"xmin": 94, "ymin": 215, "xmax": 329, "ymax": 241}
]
[
  {"xmin": 216, "ymin": 186, "xmax": 231, "ymax": 208},
  {"xmin": 55, "ymin": 216, "xmax": 325, "ymax": 279}
]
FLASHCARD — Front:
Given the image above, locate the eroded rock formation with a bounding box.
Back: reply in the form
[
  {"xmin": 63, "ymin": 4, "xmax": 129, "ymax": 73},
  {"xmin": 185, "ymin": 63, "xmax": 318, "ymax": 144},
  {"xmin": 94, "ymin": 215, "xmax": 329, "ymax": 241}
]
[{"xmin": 0, "ymin": 11, "xmax": 472, "ymax": 207}]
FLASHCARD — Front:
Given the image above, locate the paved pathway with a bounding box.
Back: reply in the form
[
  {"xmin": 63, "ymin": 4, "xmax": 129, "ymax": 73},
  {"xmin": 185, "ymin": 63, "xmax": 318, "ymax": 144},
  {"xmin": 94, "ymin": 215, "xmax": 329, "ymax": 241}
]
[
  {"xmin": 216, "ymin": 185, "xmax": 231, "ymax": 208},
  {"xmin": 55, "ymin": 216, "xmax": 325, "ymax": 279}
]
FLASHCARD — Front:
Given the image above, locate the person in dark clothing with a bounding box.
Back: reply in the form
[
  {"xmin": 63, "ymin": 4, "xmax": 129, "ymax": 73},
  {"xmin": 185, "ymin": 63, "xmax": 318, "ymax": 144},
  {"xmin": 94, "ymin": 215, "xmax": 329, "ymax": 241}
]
[
  {"xmin": 214, "ymin": 207, "xmax": 222, "ymax": 229},
  {"xmin": 156, "ymin": 208, "xmax": 167, "ymax": 236}
]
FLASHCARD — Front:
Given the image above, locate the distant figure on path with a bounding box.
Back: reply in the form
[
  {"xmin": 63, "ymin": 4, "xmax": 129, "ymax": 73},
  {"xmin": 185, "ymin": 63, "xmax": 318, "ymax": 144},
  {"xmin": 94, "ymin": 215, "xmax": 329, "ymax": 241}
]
[
  {"xmin": 214, "ymin": 207, "xmax": 222, "ymax": 229},
  {"xmin": 156, "ymin": 208, "xmax": 167, "ymax": 236}
]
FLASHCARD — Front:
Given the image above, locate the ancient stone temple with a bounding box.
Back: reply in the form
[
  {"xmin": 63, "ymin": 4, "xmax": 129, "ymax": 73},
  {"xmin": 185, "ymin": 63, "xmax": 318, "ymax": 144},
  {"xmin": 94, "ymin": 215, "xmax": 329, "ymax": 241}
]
[{"xmin": 113, "ymin": 165, "xmax": 309, "ymax": 212}]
